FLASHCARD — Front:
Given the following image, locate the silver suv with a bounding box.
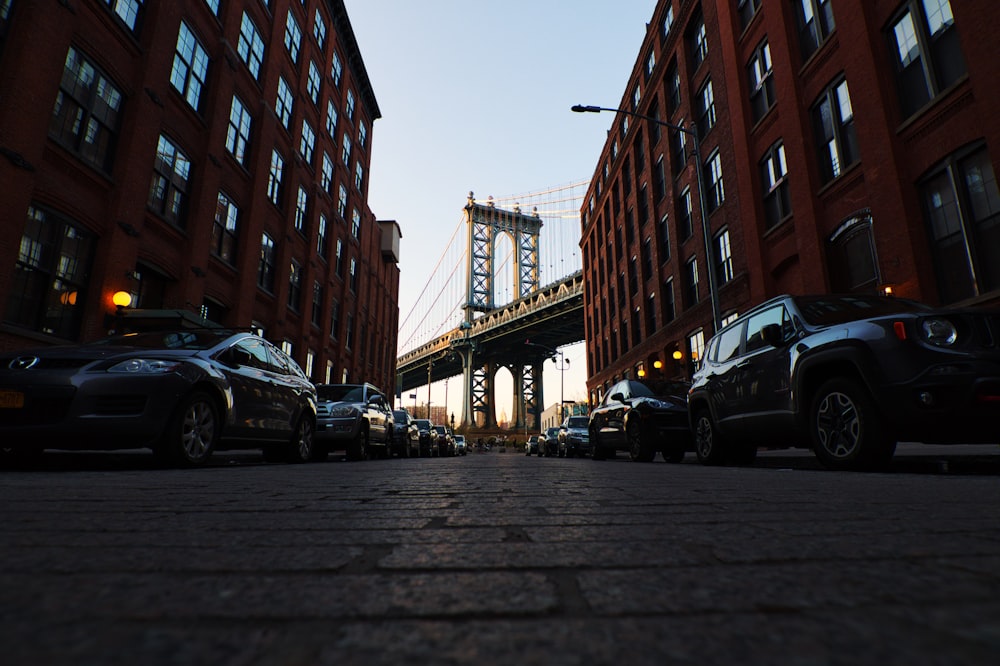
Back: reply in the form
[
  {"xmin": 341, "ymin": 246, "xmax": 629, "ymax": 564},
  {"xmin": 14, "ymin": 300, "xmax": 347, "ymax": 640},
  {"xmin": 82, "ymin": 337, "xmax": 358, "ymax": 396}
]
[
  {"xmin": 558, "ymin": 416, "xmax": 591, "ymax": 458},
  {"xmin": 314, "ymin": 383, "xmax": 393, "ymax": 461}
]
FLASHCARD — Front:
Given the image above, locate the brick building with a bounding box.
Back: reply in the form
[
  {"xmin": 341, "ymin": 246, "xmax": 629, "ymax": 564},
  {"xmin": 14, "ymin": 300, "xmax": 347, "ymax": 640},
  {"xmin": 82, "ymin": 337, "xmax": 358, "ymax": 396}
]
[
  {"xmin": 0, "ymin": 0, "xmax": 400, "ymax": 392},
  {"xmin": 579, "ymin": 0, "xmax": 1000, "ymax": 405}
]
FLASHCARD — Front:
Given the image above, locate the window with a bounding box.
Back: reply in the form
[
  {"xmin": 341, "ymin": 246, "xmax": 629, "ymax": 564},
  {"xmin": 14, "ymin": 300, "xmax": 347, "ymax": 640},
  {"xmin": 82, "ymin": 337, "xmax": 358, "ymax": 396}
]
[
  {"xmin": 288, "ymin": 260, "xmax": 302, "ymax": 311},
  {"xmin": 313, "ymin": 8, "xmax": 326, "ymax": 46},
  {"xmin": 748, "ymin": 40, "xmax": 775, "ymax": 123},
  {"xmin": 345, "ymin": 313, "xmax": 354, "ymax": 349},
  {"xmin": 662, "ymin": 3, "xmax": 674, "ymax": 37},
  {"xmin": 284, "ymin": 11, "xmax": 302, "ymax": 62},
  {"xmin": 653, "ymin": 157, "xmax": 666, "ymax": 201},
  {"xmin": 341, "ymin": 134, "xmax": 352, "ymax": 166},
  {"xmin": 338, "ymin": 184, "xmax": 348, "ymax": 218},
  {"xmin": 352, "ymin": 209, "xmax": 361, "ymax": 238},
  {"xmin": 671, "ymin": 121, "xmax": 687, "ymax": 177},
  {"xmin": 684, "ymin": 256, "xmax": 699, "ymax": 307},
  {"xmin": 49, "ymin": 47, "xmax": 123, "ymax": 173},
  {"xmin": 666, "ymin": 60, "xmax": 681, "ymax": 114},
  {"xmin": 311, "ymin": 281, "xmax": 323, "ymax": 327},
  {"xmin": 645, "ymin": 50, "xmax": 656, "ymax": 80},
  {"xmin": 812, "ymin": 78, "xmax": 859, "ymax": 182},
  {"xmin": 355, "ymin": 161, "xmax": 364, "ymax": 191},
  {"xmin": 795, "ymin": 0, "xmax": 835, "ymax": 61},
  {"xmin": 275, "ymin": 77, "xmax": 293, "ymax": 129},
  {"xmin": 307, "ymin": 60, "xmax": 321, "ymax": 104},
  {"xmin": 300, "ymin": 119, "xmax": 315, "ymax": 163},
  {"xmin": 738, "ymin": 0, "xmax": 761, "ymax": 30},
  {"xmin": 889, "ymin": 0, "xmax": 965, "ymax": 119},
  {"xmin": 170, "ymin": 22, "xmax": 209, "ymax": 112},
  {"xmin": 6, "ymin": 205, "xmax": 94, "ymax": 339},
  {"xmin": 677, "ymin": 188, "xmax": 693, "ymax": 241},
  {"xmin": 335, "ymin": 238, "xmax": 344, "ymax": 277},
  {"xmin": 346, "ymin": 90, "xmax": 356, "ymax": 119},
  {"xmin": 658, "ymin": 213, "xmax": 671, "ymax": 261},
  {"xmin": 104, "ymin": 0, "xmax": 142, "ymax": 31},
  {"xmin": 226, "ymin": 95, "xmax": 252, "ymax": 166},
  {"xmin": 689, "ymin": 13, "xmax": 708, "ymax": 71},
  {"xmin": 331, "ymin": 52, "xmax": 343, "ymax": 86},
  {"xmin": 696, "ymin": 78, "xmax": 716, "ymax": 139},
  {"xmin": 762, "ymin": 142, "xmax": 791, "ymax": 228},
  {"xmin": 921, "ymin": 146, "xmax": 1000, "ymax": 303},
  {"xmin": 329, "ymin": 299, "xmax": 340, "ymax": 339},
  {"xmin": 688, "ymin": 329, "xmax": 705, "ymax": 366},
  {"xmin": 317, "ymin": 214, "xmax": 329, "ymax": 260},
  {"xmin": 321, "ymin": 152, "xmax": 334, "ymax": 193},
  {"xmin": 706, "ymin": 151, "xmax": 724, "ymax": 212},
  {"xmin": 212, "ymin": 192, "xmax": 239, "ymax": 265},
  {"xmin": 827, "ymin": 212, "xmax": 879, "ymax": 294},
  {"xmin": 267, "ymin": 150, "xmax": 284, "ymax": 206},
  {"xmin": 358, "ymin": 121, "xmax": 368, "ymax": 148},
  {"xmin": 326, "ymin": 99, "xmax": 338, "ymax": 137},
  {"xmin": 203, "ymin": 0, "xmax": 219, "ymax": 16},
  {"xmin": 258, "ymin": 233, "xmax": 276, "ymax": 292},
  {"xmin": 237, "ymin": 12, "xmax": 264, "ymax": 80},
  {"xmin": 745, "ymin": 306, "xmax": 791, "ymax": 354},
  {"xmin": 349, "ymin": 258, "xmax": 357, "ymax": 292},
  {"xmin": 294, "ymin": 186, "xmax": 308, "ymax": 233},
  {"xmin": 662, "ymin": 277, "xmax": 676, "ymax": 323},
  {"xmin": 148, "ymin": 134, "xmax": 191, "ymax": 227},
  {"xmin": 715, "ymin": 229, "xmax": 733, "ymax": 285},
  {"xmin": 642, "ymin": 238, "xmax": 653, "ymax": 281},
  {"xmin": 629, "ymin": 257, "xmax": 639, "ymax": 294},
  {"xmin": 632, "ymin": 83, "xmax": 642, "ymax": 111}
]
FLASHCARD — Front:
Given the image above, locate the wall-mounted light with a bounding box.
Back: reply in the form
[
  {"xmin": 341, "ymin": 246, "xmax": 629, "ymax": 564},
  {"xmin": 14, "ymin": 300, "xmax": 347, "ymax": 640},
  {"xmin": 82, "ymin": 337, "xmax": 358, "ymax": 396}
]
[
  {"xmin": 112, "ymin": 291, "xmax": 133, "ymax": 308},
  {"xmin": 880, "ymin": 285, "xmax": 895, "ymax": 297},
  {"xmin": 653, "ymin": 359, "xmax": 664, "ymax": 371},
  {"xmin": 59, "ymin": 290, "xmax": 78, "ymax": 306},
  {"xmin": 672, "ymin": 350, "xmax": 684, "ymax": 362}
]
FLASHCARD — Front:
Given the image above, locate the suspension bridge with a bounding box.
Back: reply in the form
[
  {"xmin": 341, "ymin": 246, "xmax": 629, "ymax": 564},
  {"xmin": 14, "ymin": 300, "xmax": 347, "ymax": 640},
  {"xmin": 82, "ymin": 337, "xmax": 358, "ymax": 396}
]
[{"xmin": 396, "ymin": 182, "xmax": 588, "ymax": 432}]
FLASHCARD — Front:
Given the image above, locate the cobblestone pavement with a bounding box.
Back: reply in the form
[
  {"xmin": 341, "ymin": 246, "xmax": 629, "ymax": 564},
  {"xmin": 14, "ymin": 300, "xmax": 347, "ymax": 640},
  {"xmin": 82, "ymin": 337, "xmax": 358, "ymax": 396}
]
[{"xmin": 2, "ymin": 445, "xmax": 1000, "ymax": 665}]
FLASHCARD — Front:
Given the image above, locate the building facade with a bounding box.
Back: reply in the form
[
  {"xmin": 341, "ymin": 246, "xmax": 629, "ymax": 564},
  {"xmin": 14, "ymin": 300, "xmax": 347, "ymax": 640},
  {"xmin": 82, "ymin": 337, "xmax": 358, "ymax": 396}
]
[
  {"xmin": 579, "ymin": 0, "xmax": 1000, "ymax": 405},
  {"xmin": 0, "ymin": 0, "xmax": 400, "ymax": 392}
]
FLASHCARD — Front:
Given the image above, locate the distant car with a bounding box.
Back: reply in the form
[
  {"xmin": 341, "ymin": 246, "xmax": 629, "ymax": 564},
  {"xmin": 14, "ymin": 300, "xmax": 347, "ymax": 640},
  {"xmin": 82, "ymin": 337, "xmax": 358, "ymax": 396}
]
[
  {"xmin": 0, "ymin": 329, "xmax": 317, "ymax": 467},
  {"xmin": 391, "ymin": 409, "xmax": 420, "ymax": 457},
  {"xmin": 431, "ymin": 424, "xmax": 454, "ymax": 456},
  {"xmin": 314, "ymin": 383, "xmax": 393, "ymax": 461},
  {"xmin": 454, "ymin": 434, "xmax": 467, "ymax": 455},
  {"xmin": 589, "ymin": 379, "xmax": 692, "ymax": 462},
  {"xmin": 688, "ymin": 293, "xmax": 1000, "ymax": 470},
  {"xmin": 525, "ymin": 435, "xmax": 540, "ymax": 456},
  {"xmin": 557, "ymin": 415, "xmax": 591, "ymax": 458},
  {"xmin": 412, "ymin": 419, "xmax": 436, "ymax": 457}
]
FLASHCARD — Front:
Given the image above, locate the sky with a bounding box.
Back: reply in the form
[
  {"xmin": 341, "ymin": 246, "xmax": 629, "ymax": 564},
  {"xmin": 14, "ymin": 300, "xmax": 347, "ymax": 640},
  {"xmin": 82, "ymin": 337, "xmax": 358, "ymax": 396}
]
[{"xmin": 343, "ymin": 1, "xmax": 657, "ymax": 422}]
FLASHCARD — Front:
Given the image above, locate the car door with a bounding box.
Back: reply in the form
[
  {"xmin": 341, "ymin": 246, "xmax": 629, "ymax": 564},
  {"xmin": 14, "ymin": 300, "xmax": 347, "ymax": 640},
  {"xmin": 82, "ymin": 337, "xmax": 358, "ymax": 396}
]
[
  {"xmin": 701, "ymin": 323, "xmax": 746, "ymax": 435},
  {"xmin": 600, "ymin": 381, "xmax": 630, "ymax": 449},
  {"xmin": 223, "ymin": 338, "xmax": 276, "ymax": 438},
  {"xmin": 261, "ymin": 342, "xmax": 301, "ymax": 438},
  {"xmin": 736, "ymin": 304, "xmax": 795, "ymax": 438}
]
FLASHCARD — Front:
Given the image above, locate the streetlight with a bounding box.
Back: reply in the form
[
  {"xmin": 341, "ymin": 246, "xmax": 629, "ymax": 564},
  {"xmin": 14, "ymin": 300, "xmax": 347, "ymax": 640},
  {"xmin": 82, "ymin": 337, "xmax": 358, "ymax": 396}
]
[{"xmin": 571, "ymin": 104, "xmax": 722, "ymax": 333}]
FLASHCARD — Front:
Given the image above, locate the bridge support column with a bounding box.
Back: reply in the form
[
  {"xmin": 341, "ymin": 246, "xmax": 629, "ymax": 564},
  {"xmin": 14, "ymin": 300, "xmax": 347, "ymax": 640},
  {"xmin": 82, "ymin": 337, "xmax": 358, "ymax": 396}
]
[{"xmin": 511, "ymin": 362, "xmax": 542, "ymax": 432}]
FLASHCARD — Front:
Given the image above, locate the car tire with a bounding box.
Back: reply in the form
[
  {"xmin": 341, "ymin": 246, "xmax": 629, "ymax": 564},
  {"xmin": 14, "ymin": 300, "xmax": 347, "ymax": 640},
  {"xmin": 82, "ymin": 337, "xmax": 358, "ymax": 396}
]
[
  {"xmin": 158, "ymin": 391, "xmax": 218, "ymax": 467},
  {"xmin": 627, "ymin": 422, "xmax": 656, "ymax": 462},
  {"xmin": 286, "ymin": 416, "xmax": 316, "ymax": 464},
  {"xmin": 810, "ymin": 377, "xmax": 896, "ymax": 471},
  {"xmin": 348, "ymin": 428, "xmax": 368, "ymax": 462},
  {"xmin": 693, "ymin": 408, "xmax": 727, "ymax": 466}
]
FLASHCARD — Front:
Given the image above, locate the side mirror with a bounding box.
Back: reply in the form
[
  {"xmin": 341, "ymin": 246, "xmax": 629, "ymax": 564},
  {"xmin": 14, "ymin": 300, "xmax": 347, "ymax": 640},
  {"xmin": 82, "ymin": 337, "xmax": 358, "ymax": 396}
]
[
  {"xmin": 230, "ymin": 347, "xmax": 253, "ymax": 367},
  {"xmin": 761, "ymin": 323, "xmax": 784, "ymax": 348}
]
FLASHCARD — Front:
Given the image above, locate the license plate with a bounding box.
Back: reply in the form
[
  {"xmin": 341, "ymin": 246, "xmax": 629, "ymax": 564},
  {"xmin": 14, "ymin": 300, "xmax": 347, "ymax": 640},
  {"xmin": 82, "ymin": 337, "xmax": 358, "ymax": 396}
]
[{"xmin": 0, "ymin": 390, "xmax": 25, "ymax": 409}]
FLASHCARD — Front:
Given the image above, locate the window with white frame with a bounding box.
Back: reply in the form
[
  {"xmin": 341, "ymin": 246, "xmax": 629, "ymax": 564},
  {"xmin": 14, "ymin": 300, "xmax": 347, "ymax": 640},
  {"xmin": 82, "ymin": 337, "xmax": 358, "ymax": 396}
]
[
  {"xmin": 762, "ymin": 141, "xmax": 791, "ymax": 228},
  {"xmin": 706, "ymin": 150, "xmax": 724, "ymax": 211},
  {"xmin": 294, "ymin": 186, "xmax": 308, "ymax": 233},
  {"xmin": 317, "ymin": 214, "xmax": 329, "ymax": 260},
  {"xmin": 889, "ymin": 0, "xmax": 964, "ymax": 119},
  {"xmin": 170, "ymin": 22, "xmax": 208, "ymax": 112},
  {"xmin": 715, "ymin": 228, "xmax": 733, "ymax": 285},
  {"xmin": 696, "ymin": 78, "xmax": 716, "ymax": 139},
  {"xmin": 684, "ymin": 256, "xmax": 699, "ymax": 307},
  {"xmin": 689, "ymin": 13, "xmax": 707, "ymax": 70},
  {"xmin": 748, "ymin": 40, "xmax": 775, "ymax": 123},
  {"xmin": 677, "ymin": 187, "xmax": 693, "ymax": 241},
  {"xmin": 351, "ymin": 209, "xmax": 361, "ymax": 238},
  {"xmin": 662, "ymin": 3, "xmax": 674, "ymax": 38},
  {"xmin": 795, "ymin": 0, "xmax": 835, "ymax": 61},
  {"xmin": 812, "ymin": 77, "xmax": 858, "ymax": 182},
  {"xmin": 267, "ymin": 149, "xmax": 284, "ymax": 206}
]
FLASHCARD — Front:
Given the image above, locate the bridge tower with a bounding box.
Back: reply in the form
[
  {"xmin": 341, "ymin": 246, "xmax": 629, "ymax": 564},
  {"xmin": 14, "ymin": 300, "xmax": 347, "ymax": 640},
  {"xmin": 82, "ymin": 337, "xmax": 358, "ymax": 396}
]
[{"xmin": 458, "ymin": 192, "xmax": 545, "ymax": 430}]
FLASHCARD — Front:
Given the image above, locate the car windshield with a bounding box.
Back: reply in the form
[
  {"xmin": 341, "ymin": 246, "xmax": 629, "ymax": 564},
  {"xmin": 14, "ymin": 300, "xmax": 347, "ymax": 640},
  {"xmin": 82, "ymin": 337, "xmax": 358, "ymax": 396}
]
[
  {"xmin": 392, "ymin": 410, "xmax": 408, "ymax": 421},
  {"xmin": 95, "ymin": 330, "xmax": 227, "ymax": 350},
  {"xmin": 414, "ymin": 420, "xmax": 431, "ymax": 429},
  {"xmin": 567, "ymin": 417, "xmax": 588, "ymax": 428},
  {"xmin": 792, "ymin": 295, "xmax": 930, "ymax": 326},
  {"xmin": 317, "ymin": 385, "xmax": 364, "ymax": 402}
]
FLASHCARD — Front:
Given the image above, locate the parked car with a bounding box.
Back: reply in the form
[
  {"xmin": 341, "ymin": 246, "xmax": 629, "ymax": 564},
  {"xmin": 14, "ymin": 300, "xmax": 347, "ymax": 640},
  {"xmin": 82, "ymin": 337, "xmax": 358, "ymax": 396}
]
[
  {"xmin": 454, "ymin": 434, "xmax": 467, "ymax": 455},
  {"xmin": 0, "ymin": 329, "xmax": 317, "ymax": 466},
  {"xmin": 314, "ymin": 383, "xmax": 393, "ymax": 461},
  {"xmin": 431, "ymin": 424, "xmax": 454, "ymax": 456},
  {"xmin": 688, "ymin": 293, "xmax": 1000, "ymax": 470},
  {"xmin": 539, "ymin": 426, "xmax": 561, "ymax": 456},
  {"xmin": 391, "ymin": 409, "xmax": 420, "ymax": 457},
  {"xmin": 412, "ymin": 419, "xmax": 436, "ymax": 457},
  {"xmin": 557, "ymin": 415, "xmax": 592, "ymax": 458},
  {"xmin": 525, "ymin": 434, "xmax": 541, "ymax": 455},
  {"xmin": 589, "ymin": 379, "xmax": 692, "ymax": 462}
]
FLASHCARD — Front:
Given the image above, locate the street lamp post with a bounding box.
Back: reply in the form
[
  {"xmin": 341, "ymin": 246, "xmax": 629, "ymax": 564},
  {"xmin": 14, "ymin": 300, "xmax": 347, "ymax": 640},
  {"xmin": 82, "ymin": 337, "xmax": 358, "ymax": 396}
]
[{"xmin": 571, "ymin": 104, "xmax": 721, "ymax": 333}]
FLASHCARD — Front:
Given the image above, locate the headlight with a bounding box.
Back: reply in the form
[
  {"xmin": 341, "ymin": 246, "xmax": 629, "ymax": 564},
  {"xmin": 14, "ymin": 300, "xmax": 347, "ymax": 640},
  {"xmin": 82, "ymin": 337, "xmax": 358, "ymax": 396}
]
[
  {"xmin": 107, "ymin": 359, "xmax": 182, "ymax": 374},
  {"xmin": 329, "ymin": 405, "xmax": 359, "ymax": 418},
  {"xmin": 920, "ymin": 317, "xmax": 958, "ymax": 347}
]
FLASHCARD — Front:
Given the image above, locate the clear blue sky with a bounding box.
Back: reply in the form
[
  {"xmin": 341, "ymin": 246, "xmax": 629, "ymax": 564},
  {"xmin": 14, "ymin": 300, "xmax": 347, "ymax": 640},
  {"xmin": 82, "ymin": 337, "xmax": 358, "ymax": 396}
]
[{"xmin": 343, "ymin": 1, "xmax": 657, "ymax": 420}]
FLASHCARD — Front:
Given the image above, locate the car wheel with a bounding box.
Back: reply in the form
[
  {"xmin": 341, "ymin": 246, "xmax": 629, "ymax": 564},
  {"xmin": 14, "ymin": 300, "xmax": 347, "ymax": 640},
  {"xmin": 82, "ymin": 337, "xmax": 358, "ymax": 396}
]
[
  {"xmin": 627, "ymin": 422, "xmax": 656, "ymax": 462},
  {"xmin": 693, "ymin": 408, "xmax": 727, "ymax": 466},
  {"xmin": 287, "ymin": 416, "xmax": 315, "ymax": 463},
  {"xmin": 348, "ymin": 428, "xmax": 368, "ymax": 461},
  {"xmin": 159, "ymin": 391, "xmax": 218, "ymax": 467},
  {"xmin": 810, "ymin": 378, "xmax": 896, "ymax": 471}
]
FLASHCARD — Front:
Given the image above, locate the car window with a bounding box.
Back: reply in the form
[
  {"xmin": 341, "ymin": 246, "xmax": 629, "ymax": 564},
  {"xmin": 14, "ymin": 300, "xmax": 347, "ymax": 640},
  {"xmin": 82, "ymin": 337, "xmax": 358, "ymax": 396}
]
[
  {"xmin": 714, "ymin": 323, "xmax": 743, "ymax": 362},
  {"xmin": 233, "ymin": 339, "xmax": 270, "ymax": 370},
  {"xmin": 567, "ymin": 417, "xmax": 587, "ymax": 428},
  {"xmin": 745, "ymin": 306, "xmax": 788, "ymax": 354},
  {"xmin": 393, "ymin": 410, "xmax": 408, "ymax": 422},
  {"xmin": 793, "ymin": 295, "xmax": 928, "ymax": 325},
  {"xmin": 317, "ymin": 385, "xmax": 364, "ymax": 401}
]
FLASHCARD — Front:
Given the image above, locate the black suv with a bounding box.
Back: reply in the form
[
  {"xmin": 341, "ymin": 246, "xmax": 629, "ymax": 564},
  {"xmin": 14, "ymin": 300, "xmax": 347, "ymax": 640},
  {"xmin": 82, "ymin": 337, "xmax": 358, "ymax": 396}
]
[{"xmin": 687, "ymin": 294, "xmax": 1000, "ymax": 470}]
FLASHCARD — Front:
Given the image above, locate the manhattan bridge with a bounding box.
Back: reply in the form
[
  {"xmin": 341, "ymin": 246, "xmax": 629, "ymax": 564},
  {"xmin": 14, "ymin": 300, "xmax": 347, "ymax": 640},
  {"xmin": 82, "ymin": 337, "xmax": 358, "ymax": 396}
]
[{"xmin": 396, "ymin": 181, "xmax": 588, "ymax": 433}]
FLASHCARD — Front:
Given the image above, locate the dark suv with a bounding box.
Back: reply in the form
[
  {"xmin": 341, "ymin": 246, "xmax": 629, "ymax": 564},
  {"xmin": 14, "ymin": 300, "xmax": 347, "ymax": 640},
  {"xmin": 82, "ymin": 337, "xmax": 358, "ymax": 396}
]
[{"xmin": 687, "ymin": 294, "xmax": 1000, "ymax": 470}]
